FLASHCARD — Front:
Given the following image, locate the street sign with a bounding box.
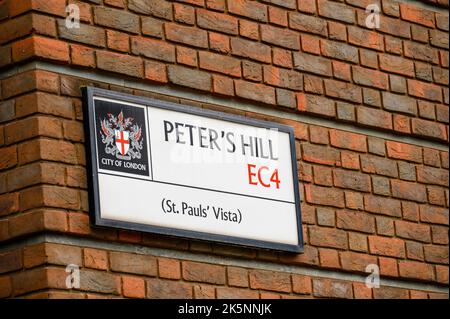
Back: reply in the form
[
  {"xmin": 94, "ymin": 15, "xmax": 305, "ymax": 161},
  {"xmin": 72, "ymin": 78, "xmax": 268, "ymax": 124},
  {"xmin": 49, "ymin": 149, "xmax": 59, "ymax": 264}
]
[{"xmin": 83, "ymin": 87, "xmax": 303, "ymax": 252}]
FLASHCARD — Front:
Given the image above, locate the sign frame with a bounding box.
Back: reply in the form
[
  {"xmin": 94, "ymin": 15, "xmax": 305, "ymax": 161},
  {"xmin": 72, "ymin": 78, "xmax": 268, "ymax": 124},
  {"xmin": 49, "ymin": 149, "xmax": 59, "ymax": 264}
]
[{"xmin": 82, "ymin": 86, "xmax": 304, "ymax": 253}]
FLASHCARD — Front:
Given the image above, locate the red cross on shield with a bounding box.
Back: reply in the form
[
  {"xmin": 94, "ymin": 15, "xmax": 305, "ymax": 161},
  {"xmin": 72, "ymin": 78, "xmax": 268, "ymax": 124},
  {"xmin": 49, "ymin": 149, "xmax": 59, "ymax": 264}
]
[{"xmin": 115, "ymin": 130, "xmax": 130, "ymax": 155}]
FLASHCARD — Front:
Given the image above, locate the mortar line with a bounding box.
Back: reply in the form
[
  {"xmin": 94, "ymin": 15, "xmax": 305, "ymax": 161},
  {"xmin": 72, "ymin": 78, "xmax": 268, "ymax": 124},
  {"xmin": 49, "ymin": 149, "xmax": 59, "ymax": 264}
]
[{"xmin": 0, "ymin": 233, "xmax": 448, "ymax": 294}]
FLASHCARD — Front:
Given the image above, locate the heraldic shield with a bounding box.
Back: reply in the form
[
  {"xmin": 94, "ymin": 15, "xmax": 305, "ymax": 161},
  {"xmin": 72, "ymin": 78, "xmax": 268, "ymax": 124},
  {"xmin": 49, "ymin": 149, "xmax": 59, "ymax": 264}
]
[{"xmin": 115, "ymin": 129, "xmax": 130, "ymax": 156}]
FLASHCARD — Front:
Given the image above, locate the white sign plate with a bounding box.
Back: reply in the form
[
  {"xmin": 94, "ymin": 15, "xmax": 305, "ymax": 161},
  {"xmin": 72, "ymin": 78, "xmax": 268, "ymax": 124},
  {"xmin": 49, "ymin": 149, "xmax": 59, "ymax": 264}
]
[{"xmin": 83, "ymin": 87, "xmax": 303, "ymax": 252}]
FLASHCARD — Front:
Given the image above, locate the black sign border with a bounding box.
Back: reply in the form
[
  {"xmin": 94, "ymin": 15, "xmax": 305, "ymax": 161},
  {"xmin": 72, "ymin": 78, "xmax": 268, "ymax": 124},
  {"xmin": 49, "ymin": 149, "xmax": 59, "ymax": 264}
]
[{"xmin": 82, "ymin": 86, "xmax": 304, "ymax": 253}]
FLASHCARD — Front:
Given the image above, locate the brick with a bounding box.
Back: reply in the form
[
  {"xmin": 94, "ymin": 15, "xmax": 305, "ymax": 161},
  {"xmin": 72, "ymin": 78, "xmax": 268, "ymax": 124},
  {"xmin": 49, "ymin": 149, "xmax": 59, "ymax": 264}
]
[
  {"xmin": 362, "ymin": 88, "xmax": 381, "ymax": 107},
  {"xmin": 332, "ymin": 61, "xmax": 351, "ymax": 82},
  {"xmin": 209, "ymin": 32, "xmax": 230, "ymax": 54},
  {"xmin": 199, "ymin": 51, "xmax": 241, "ymax": 78},
  {"xmin": 427, "ymin": 186, "xmax": 446, "ymax": 206},
  {"xmin": 319, "ymin": 248, "xmax": 340, "ymax": 268},
  {"xmin": 337, "ymin": 210, "xmax": 375, "ymax": 234},
  {"xmin": 417, "ymin": 166, "xmax": 449, "ymax": 187},
  {"xmin": 394, "ymin": 114, "xmax": 410, "ymax": 134},
  {"xmin": 238, "ymin": 19, "xmax": 258, "ymax": 40},
  {"xmin": 182, "ymin": 261, "xmax": 225, "ymax": 284},
  {"xmin": 406, "ymin": 241, "xmax": 424, "ymax": 261},
  {"xmin": 0, "ymin": 250, "xmax": 22, "ymax": 274},
  {"xmin": 227, "ymin": 267, "xmax": 248, "ymax": 287},
  {"xmin": 312, "ymin": 278, "xmax": 352, "ymax": 299},
  {"xmin": 57, "ymin": 20, "xmax": 105, "ymax": 47},
  {"xmin": 412, "ymin": 119, "xmax": 447, "ymax": 141},
  {"xmin": 329, "ymin": 129, "xmax": 366, "ymax": 152},
  {"xmin": 313, "ymin": 166, "xmax": 332, "ymax": 186},
  {"xmin": 276, "ymin": 89, "xmax": 296, "ymax": 109},
  {"xmin": 352, "ymin": 66, "xmax": 388, "ymax": 90},
  {"xmin": 340, "ymin": 251, "xmax": 377, "ymax": 272},
  {"xmin": 263, "ymin": 65, "xmax": 302, "ymax": 90},
  {"xmin": 376, "ymin": 216, "xmax": 394, "ymax": 236},
  {"xmin": 373, "ymin": 286, "xmax": 408, "ymax": 299},
  {"xmin": 328, "ymin": 21, "xmax": 346, "ymax": 42},
  {"xmin": 379, "ymin": 256, "xmax": 398, "ymax": 277},
  {"xmin": 131, "ymin": 37, "xmax": 175, "ymax": 63},
  {"xmin": 359, "ymin": 49, "xmax": 378, "ymax": 69},
  {"xmin": 420, "ymin": 205, "xmax": 449, "ymax": 225},
  {"xmin": 230, "ymin": 37, "xmax": 271, "ymax": 63},
  {"xmin": 400, "ymin": 3, "xmax": 435, "ymax": 27},
  {"xmin": 368, "ymin": 137, "xmax": 385, "ymax": 156},
  {"xmin": 399, "ymin": 261, "xmax": 434, "ymax": 281},
  {"xmin": 340, "ymin": 152, "xmax": 360, "ymax": 170},
  {"xmin": 325, "ymin": 80, "xmax": 362, "ymax": 103},
  {"xmin": 289, "ymin": 12, "xmax": 327, "ymax": 36},
  {"xmin": 0, "ymin": 145, "xmax": 17, "ymax": 170},
  {"xmin": 197, "ymin": 8, "xmax": 238, "ymax": 35},
  {"xmin": 165, "ymin": 23, "xmax": 208, "ymax": 48},
  {"xmin": 273, "ymin": 48, "xmax": 292, "ymax": 68},
  {"xmin": 395, "ymin": 220, "xmax": 431, "ymax": 243},
  {"xmin": 145, "ymin": 60, "xmax": 168, "ymax": 83},
  {"xmin": 110, "ymin": 252, "xmax": 157, "ymax": 276},
  {"xmin": 12, "ymin": 36, "xmax": 69, "ymax": 63},
  {"xmin": 316, "ymin": 208, "xmax": 335, "ymax": 226},
  {"xmin": 128, "ymin": 0, "xmax": 173, "ymax": 19},
  {"xmin": 389, "ymin": 75, "xmax": 407, "ymax": 94},
  {"xmin": 261, "ymin": 24, "xmax": 299, "ymax": 50},
  {"xmin": 353, "ymin": 282, "xmax": 372, "ymax": 299},
  {"xmin": 249, "ymin": 269, "xmax": 291, "ymax": 293},
  {"xmin": 364, "ymin": 194, "xmax": 402, "ymax": 217},
  {"xmin": 158, "ymin": 258, "xmax": 181, "ymax": 280},
  {"xmin": 431, "ymin": 225, "xmax": 449, "ymax": 245},
  {"xmin": 305, "ymin": 35, "xmax": 326, "ymax": 56},
  {"xmin": 372, "ymin": 176, "xmax": 390, "ymax": 196},
  {"xmin": 337, "ymin": 103, "xmax": 356, "ymax": 122},
  {"xmin": 206, "ymin": 0, "xmax": 225, "ymax": 11},
  {"xmin": 292, "ymin": 274, "xmax": 312, "ymax": 295},
  {"xmin": 168, "ymin": 65, "xmax": 211, "ymax": 91},
  {"xmin": 93, "ymin": 6, "xmax": 139, "ymax": 34},
  {"xmin": 7, "ymin": 162, "xmax": 65, "ymax": 192},
  {"xmin": 212, "ymin": 75, "xmax": 234, "ymax": 96},
  {"xmin": 174, "ymin": 3, "xmax": 195, "ymax": 25},
  {"xmin": 297, "ymin": 93, "xmax": 335, "ymax": 118},
  {"xmin": 368, "ymin": 236, "xmax": 405, "ymax": 258},
  {"xmin": 235, "ymin": 80, "xmax": 275, "ymax": 105},
  {"xmin": 193, "ymin": 284, "xmax": 215, "ymax": 298},
  {"xmin": 122, "ymin": 276, "xmax": 145, "ymax": 298},
  {"xmin": 348, "ymin": 26, "xmax": 384, "ymax": 51},
  {"xmin": 301, "ymin": 143, "xmax": 340, "ymax": 166},
  {"xmin": 318, "ymin": 0, "xmax": 354, "ymax": 24},
  {"xmin": 360, "ymin": 155, "xmax": 398, "ymax": 177},
  {"xmin": 391, "ymin": 180, "xmax": 427, "ymax": 203},
  {"xmin": 294, "ymin": 52, "xmax": 332, "ymax": 76},
  {"xmin": 11, "ymin": 0, "xmax": 66, "ymax": 17},
  {"xmin": 227, "ymin": 0, "xmax": 267, "ymax": 22},
  {"xmin": 309, "ymin": 226, "xmax": 348, "ymax": 249},
  {"xmin": 0, "ymin": 276, "xmax": 11, "ymax": 298},
  {"xmin": 321, "ymin": 40, "xmax": 358, "ymax": 64},
  {"xmin": 84, "ymin": 248, "xmax": 108, "ymax": 270},
  {"xmin": 142, "ymin": 17, "xmax": 163, "ymax": 38},
  {"xmin": 11, "ymin": 268, "xmax": 47, "ymax": 296},
  {"xmin": 382, "ymin": 92, "xmax": 417, "ymax": 116},
  {"xmin": 97, "ymin": 51, "xmax": 143, "ymax": 78},
  {"xmin": 334, "ymin": 170, "xmax": 371, "ymax": 192},
  {"xmin": 80, "ymin": 269, "xmax": 120, "ymax": 294},
  {"xmin": 386, "ymin": 141, "xmax": 422, "ymax": 163},
  {"xmin": 106, "ymin": 30, "xmax": 129, "ymax": 53},
  {"xmin": 406, "ymin": 43, "xmax": 439, "ymax": 67},
  {"xmin": 216, "ymin": 287, "xmax": 258, "ymax": 299},
  {"xmin": 436, "ymin": 265, "xmax": 449, "ymax": 284},
  {"xmin": 21, "ymin": 185, "xmax": 80, "ymax": 211}
]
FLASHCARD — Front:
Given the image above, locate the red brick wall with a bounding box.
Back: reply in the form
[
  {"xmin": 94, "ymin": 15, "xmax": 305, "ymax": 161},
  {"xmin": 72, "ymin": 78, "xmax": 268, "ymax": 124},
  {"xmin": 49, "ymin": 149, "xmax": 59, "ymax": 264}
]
[{"xmin": 0, "ymin": 0, "xmax": 448, "ymax": 299}]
